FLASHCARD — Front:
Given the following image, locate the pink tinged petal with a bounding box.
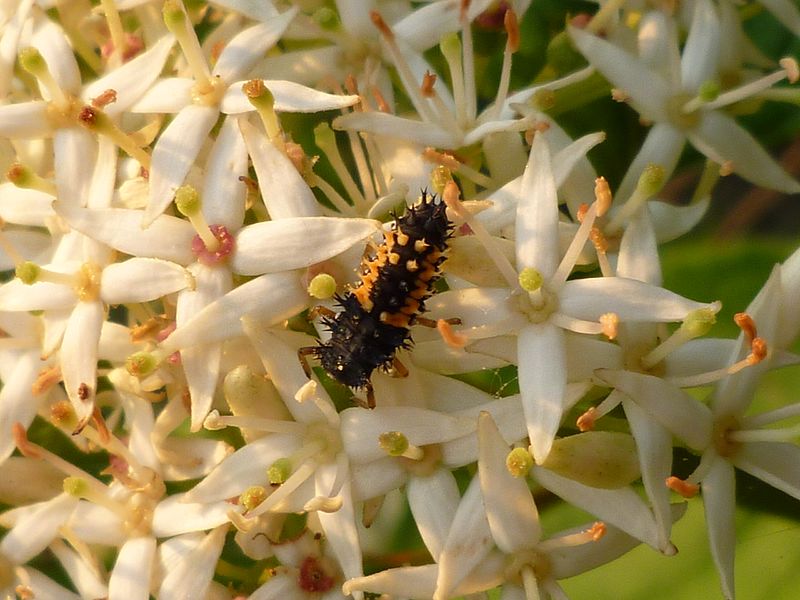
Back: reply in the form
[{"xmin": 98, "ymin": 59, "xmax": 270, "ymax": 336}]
[
  {"xmin": 49, "ymin": 541, "xmax": 108, "ymax": 600},
  {"xmin": 160, "ymin": 271, "xmax": 307, "ymax": 352},
  {"xmin": 54, "ymin": 204, "xmax": 196, "ymax": 265},
  {"xmin": 680, "ymin": 0, "xmax": 720, "ymax": 94},
  {"xmin": 597, "ymin": 369, "xmax": 713, "ymax": 451},
  {"xmin": 518, "ymin": 322, "xmax": 567, "ymax": 464},
  {"xmin": 0, "ymin": 352, "xmax": 45, "ymax": 463},
  {"xmin": 183, "ymin": 434, "xmax": 300, "ymax": 503},
  {"xmin": 0, "ymin": 101, "xmax": 51, "ymax": 137},
  {"xmin": 315, "ymin": 463, "xmax": 363, "ymax": 584},
  {"xmin": 407, "ymin": 469, "xmax": 461, "ymax": 561},
  {"xmin": 61, "ymin": 300, "xmax": 104, "ymax": 422},
  {"xmin": 687, "ymin": 111, "xmax": 800, "ymax": 193},
  {"xmin": 145, "ymin": 105, "xmax": 219, "ymax": 226},
  {"xmin": 100, "ymin": 258, "xmax": 193, "ymax": 304},
  {"xmin": 221, "ymin": 79, "xmax": 360, "ymax": 114},
  {"xmin": 83, "ymin": 35, "xmax": 176, "ymax": 116},
  {"xmin": 702, "ymin": 457, "xmax": 737, "ymax": 600},
  {"xmin": 157, "ymin": 525, "xmax": 228, "ymax": 600},
  {"xmin": 213, "ymin": 9, "xmax": 297, "ymax": 82},
  {"xmin": 533, "ymin": 466, "xmax": 662, "ymax": 550},
  {"xmin": 516, "ymin": 133, "xmax": 559, "ymax": 278},
  {"xmin": 734, "ymin": 442, "xmax": 800, "ymax": 501},
  {"xmin": 568, "ymin": 26, "xmax": 671, "ymax": 123},
  {"xmin": 332, "ymin": 112, "xmax": 458, "ymax": 148},
  {"xmin": 31, "ymin": 17, "xmax": 81, "ymax": 95},
  {"xmin": 621, "ymin": 397, "xmax": 674, "ymax": 552},
  {"xmin": 435, "ymin": 477, "xmax": 494, "ymax": 600},
  {"xmin": 240, "ymin": 119, "xmax": 320, "ymax": 219},
  {"xmin": 0, "ymin": 493, "xmax": 78, "ymax": 563},
  {"xmin": 478, "ymin": 412, "xmax": 541, "ymax": 553},
  {"xmin": 650, "ymin": 197, "xmax": 711, "ymax": 243},
  {"xmin": 54, "ymin": 127, "xmax": 97, "ymax": 206},
  {"xmin": 152, "ymin": 495, "xmax": 237, "ymax": 537},
  {"xmin": 129, "ymin": 77, "xmax": 193, "ymax": 113},
  {"xmin": 615, "ymin": 123, "xmax": 685, "ymax": 206},
  {"xmin": 232, "ymin": 217, "xmax": 379, "ymax": 275},
  {"xmin": 201, "ymin": 117, "xmax": 248, "ymax": 229},
  {"xmin": 108, "ymin": 536, "xmax": 156, "ymax": 600},
  {"xmin": 0, "ymin": 183, "xmax": 55, "ymax": 225},
  {"xmin": 560, "ymin": 277, "xmax": 716, "ymax": 322},
  {"xmin": 340, "ymin": 406, "xmax": 473, "ymax": 463}
]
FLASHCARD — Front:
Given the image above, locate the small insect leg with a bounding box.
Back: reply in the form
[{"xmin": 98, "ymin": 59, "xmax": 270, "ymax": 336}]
[
  {"xmin": 416, "ymin": 316, "xmax": 462, "ymax": 328},
  {"xmin": 297, "ymin": 347, "xmax": 317, "ymax": 379},
  {"xmin": 391, "ymin": 357, "xmax": 409, "ymax": 378},
  {"xmin": 308, "ymin": 305, "xmax": 337, "ymax": 320}
]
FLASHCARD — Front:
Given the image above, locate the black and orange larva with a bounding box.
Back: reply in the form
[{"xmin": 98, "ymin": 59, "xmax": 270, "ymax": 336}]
[{"xmin": 299, "ymin": 191, "xmax": 454, "ymax": 408}]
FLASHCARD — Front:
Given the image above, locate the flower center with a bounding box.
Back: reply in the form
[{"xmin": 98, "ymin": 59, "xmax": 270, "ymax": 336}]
[
  {"xmin": 517, "ymin": 285, "xmax": 559, "ymax": 323},
  {"xmin": 75, "ymin": 262, "xmax": 103, "ymax": 301},
  {"xmin": 298, "ymin": 556, "xmax": 336, "ymax": 592},
  {"xmin": 712, "ymin": 414, "xmax": 741, "ymax": 458},
  {"xmin": 666, "ymin": 92, "xmax": 701, "ymax": 130},
  {"xmin": 505, "ymin": 549, "xmax": 552, "ymax": 587},
  {"xmin": 191, "ymin": 225, "xmax": 235, "ymax": 266}
]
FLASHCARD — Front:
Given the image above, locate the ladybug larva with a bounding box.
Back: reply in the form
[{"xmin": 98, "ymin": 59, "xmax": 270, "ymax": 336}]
[{"xmin": 299, "ymin": 191, "xmax": 455, "ymax": 408}]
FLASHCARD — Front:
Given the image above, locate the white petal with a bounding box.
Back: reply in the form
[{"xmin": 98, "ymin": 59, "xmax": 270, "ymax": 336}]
[
  {"xmin": 517, "ymin": 132, "xmax": 559, "ymax": 278},
  {"xmin": 614, "ymin": 123, "xmax": 685, "ymax": 206},
  {"xmin": 211, "ymin": 0, "xmax": 278, "ymax": 21},
  {"xmin": 680, "ymin": 0, "xmax": 720, "ymax": 94},
  {"xmin": 18, "ymin": 568, "xmax": 81, "ymax": 600},
  {"xmin": 232, "ymin": 217, "xmax": 378, "ymax": 275},
  {"xmin": 183, "ymin": 434, "xmax": 299, "ymax": 503},
  {"xmin": 424, "ymin": 287, "xmax": 525, "ymax": 339},
  {"xmin": 213, "ymin": 8, "xmax": 297, "ymax": 82},
  {"xmin": 49, "ymin": 540, "xmax": 108, "ymax": 600},
  {"xmin": 201, "ymin": 117, "xmax": 248, "ymax": 229},
  {"xmin": 54, "ymin": 127, "xmax": 97, "ymax": 206},
  {"xmin": 83, "ymin": 35, "xmax": 176, "ymax": 115},
  {"xmin": 518, "ymin": 322, "xmax": 566, "ymax": 464},
  {"xmin": 100, "ymin": 258, "xmax": 192, "ymax": 304},
  {"xmin": 533, "ymin": 466, "xmax": 661, "ymax": 550},
  {"xmin": 0, "ymin": 101, "xmax": 51, "ymax": 137},
  {"xmin": 221, "ymin": 80, "xmax": 359, "ymax": 114},
  {"xmin": 240, "ymin": 119, "xmax": 320, "ymax": 218},
  {"xmin": 350, "ymin": 457, "xmax": 406, "ymax": 500},
  {"xmin": 152, "ymin": 494, "xmax": 237, "ymax": 537},
  {"xmin": 701, "ymin": 458, "xmax": 736, "ymax": 600},
  {"xmin": 650, "ymin": 196, "xmax": 711, "ymax": 243},
  {"xmin": 687, "ymin": 110, "xmax": 800, "ymax": 193},
  {"xmin": 617, "ymin": 206, "xmax": 660, "ymax": 284},
  {"xmin": 462, "ymin": 117, "xmax": 533, "ymax": 147},
  {"xmin": 435, "ymin": 477, "xmax": 493, "ymax": 599},
  {"xmin": 161, "ymin": 271, "xmax": 307, "ymax": 352},
  {"xmin": 54, "ymin": 204, "xmax": 196, "ymax": 265},
  {"xmin": 340, "ymin": 406, "xmax": 473, "ymax": 463},
  {"xmin": 157, "ymin": 526, "xmax": 227, "ymax": 600},
  {"xmin": 734, "ymin": 441, "xmax": 800, "ymax": 501},
  {"xmin": 0, "ymin": 183, "xmax": 55, "ymax": 225},
  {"xmin": 333, "ymin": 111, "xmax": 458, "ymax": 148},
  {"xmin": 129, "ymin": 77, "xmax": 193, "ymax": 113},
  {"xmin": 478, "ymin": 412, "xmax": 541, "ymax": 554},
  {"xmin": 407, "ymin": 469, "xmax": 461, "ymax": 561},
  {"xmin": 0, "ymin": 352, "xmax": 46, "ymax": 463},
  {"xmin": 560, "ymin": 277, "xmax": 715, "ymax": 322},
  {"xmin": 0, "ymin": 493, "xmax": 78, "ymax": 563},
  {"xmin": 144, "ymin": 105, "xmax": 219, "ymax": 226},
  {"xmin": 159, "ymin": 436, "xmax": 233, "ymax": 481},
  {"xmin": 108, "ymin": 537, "xmax": 156, "ymax": 600},
  {"xmin": 569, "ymin": 26, "xmax": 670, "ymax": 122},
  {"xmin": 596, "ymin": 369, "xmax": 713, "ymax": 451},
  {"xmin": 61, "ymin": 300, "xmax": 104, "ymax": 422},
  {"xmin": 344, "ymin": 565, "xmax": 438, "ymax": 599},
  {"xmin": 315, "ymin": 463, "xmax": 363, "ymax": 583},
  {"xmin": 760, "ymin": 0, "xmax": 800, "ymax": 35},
  {"xmin": 31, "ymin": 17, "xmax": 80, "ymax": 94}
]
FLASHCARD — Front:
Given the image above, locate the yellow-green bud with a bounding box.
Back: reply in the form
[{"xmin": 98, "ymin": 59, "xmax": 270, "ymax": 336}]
[
  {"xmin": 308, "ymin": 273, "xmax": 337, "ymax": 299},
  {"xmin": 162, "ymin": 0, "xmax": 186, "ymax": 31},
  {"xmin": 680, "ymin": 307, "xmax": 717, "ymax": 339},
  {"xmin": 532, "ymin": 89, "xmax": 556, "ymax": 112},
  {"xmin": 314, "ymin": 7, "xmax": 339, "ymax": 30},
  {"xmin": 268, "ymin": 457, "xmax": 292, "ymax": 485},
  {"xmin": 379, "ymin": 431, "xmax": 409, "ymax": 457},
  {"xmin": 518, "ymin": 267, "xmax": 543, "ymax": 292},
  {"xmin": 18, "ymin": 47, "xmax": 46, "ymax": 76},
  {"xmin": 126, "ymin": 351, "xmax": 159, "ymax": 377},
  {"xmin": 637, "ymin": 164, "xmax": 665, "ymax": 197},
  {"xmin": 174, "ymin": 185, "xmax": 200, "ymax": 216},
  {"xmin": 698, "ymin": 80, "xmax": 720, "ymax": 102},
  {"xmin": 543, "ymin": 432, "xmax": 640, "ymax": 489},
  {"xmin": 240, "ymin": 485, "xmax": 267, "ymax": 510},
  {"xmin": 15, "ymin": 261, "xmax": 41, "ymax": 285},
  {"xmin": 63, "ymin": 476, "xmax": 89, "ymax": 497},
  {"xmin": 506, "ymin": 447, "xmax": 534, "ymax": 478}
]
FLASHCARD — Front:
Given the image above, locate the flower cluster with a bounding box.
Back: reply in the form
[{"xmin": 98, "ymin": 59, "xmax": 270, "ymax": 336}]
[{"xmin": 0, "ymin": 1, "xmax": 798, "ymax": 599}]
